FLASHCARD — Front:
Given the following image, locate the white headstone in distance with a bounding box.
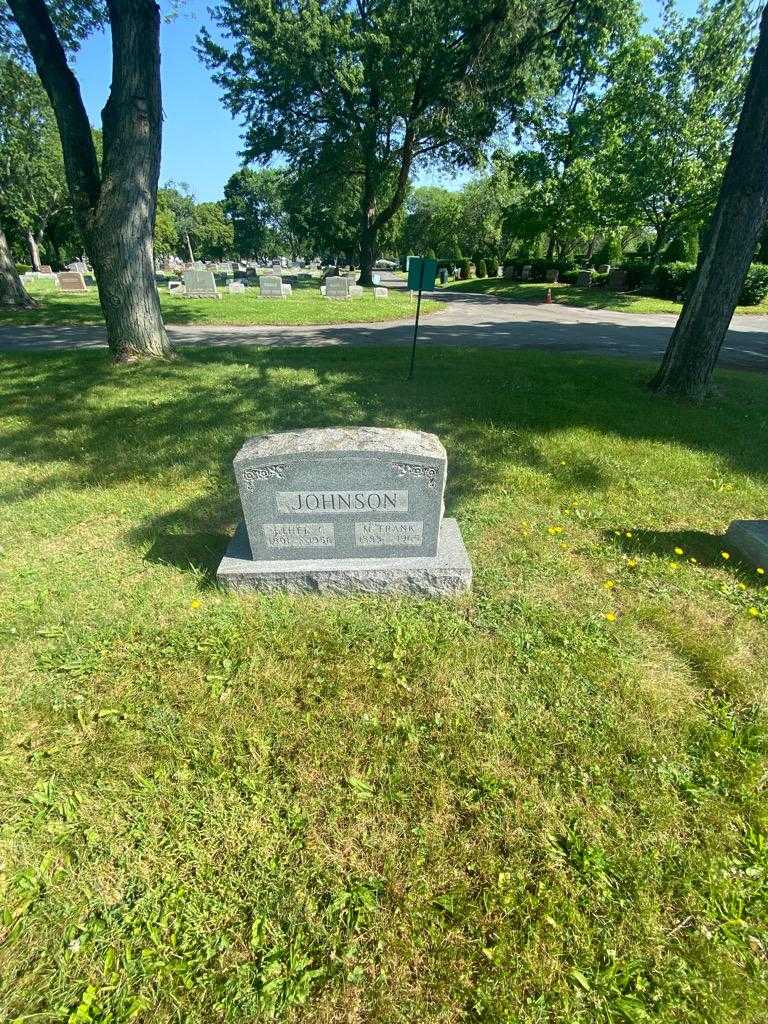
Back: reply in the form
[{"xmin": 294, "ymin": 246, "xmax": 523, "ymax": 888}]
[
  {"xmin": 349, "ymin": 285, "xmax": 364, "ymax": 298},
  {"xmin": 228, "ymin": 280, "xmax": 246, "ymax": 293},
  {"xmin": 373, "ymin": 287, "xmax": 388, "ymax": 299}
]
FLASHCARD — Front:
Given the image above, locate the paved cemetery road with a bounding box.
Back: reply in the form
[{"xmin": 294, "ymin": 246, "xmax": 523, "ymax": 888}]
[{"xmin": 2, "ymin": 282, "xmax": 768, "ymax": 373}]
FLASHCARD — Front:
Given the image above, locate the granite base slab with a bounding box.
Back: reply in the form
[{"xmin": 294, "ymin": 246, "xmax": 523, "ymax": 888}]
[
  {"xmin": 217, "ymin": 517, "xmax": 472, "ymax": 596},
  {"xmin": 724, "ymin": 519, "xmax": 768, "ymax": 568}
]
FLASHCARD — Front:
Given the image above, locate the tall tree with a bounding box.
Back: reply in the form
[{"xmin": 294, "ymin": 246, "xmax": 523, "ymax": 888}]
[
  {"xmin": 0, "ymin": 58, "xmax": 69, "ymax": 273},
  {"xmin": 223, "ymin": 168, "xmax": 287, "ymax": 258},
  {"xmin": 594, "ymin": 0, "xmax": 754, "ymax": 259},
  {"xmin": 3, "ymin": 0, "xmax": 171, "ymax": 360},
  {"xmin": 198, "ymin": 0, "xmax": 604, "ymax": 285},
  {"xmin": 159, "ymin": 181, "xmax": 197, "ymax": 262},
  {"xmin": 650, "ymin": 2, "xmax": 768, "ymax": 400}
]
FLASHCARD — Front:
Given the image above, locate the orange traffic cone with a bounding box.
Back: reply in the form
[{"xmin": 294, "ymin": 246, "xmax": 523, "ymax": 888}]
[{"xmin": 545, "ymin": 288, "xmax": 553, "ymax": 303}]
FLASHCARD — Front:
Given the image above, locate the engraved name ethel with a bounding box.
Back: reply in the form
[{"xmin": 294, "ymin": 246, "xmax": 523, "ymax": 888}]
[{"xmin": 275, "ymin": 489, "xmax": 408, "ymax": 513}]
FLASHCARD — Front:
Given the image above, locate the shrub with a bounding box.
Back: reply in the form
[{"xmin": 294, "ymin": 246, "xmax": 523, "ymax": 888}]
[
  {"xmin": 425, "ymin": 248, "xmax": 437, "ymax": 260},
  {"xmin": 15, "ymin": 263, "xmax": 32, "ymax": 274},
  {"xmin": 457, "ymin": 258, "xmax": 470, "ymax": 280},
  {"xmin": 560, "ymin": 270, "xmax": 579, "ymax": 285},
  {"xmin": 739, "ymin": 263, "xmax": 768, "ymax": 305},
  {"xmin": 653, "ymin": 261, "xmax": 695, "ymax": 299},
  {"xmin": 621, "ymin": 257, "xmax": 655, "ymax": 291},
  {"xmin": 663, "ymin": 231, "xmax": 699, "ymax": 264},
  {"xmin": 486, "ymin": 256, "xmax": 499, "ymax": 277},
  {"xmin": 592, "ymin": 271, "xmax": 609, "ymax": 288},
  {"xmin": 475, "ymin": 258, "xmax": 487, "ymax": 278}
]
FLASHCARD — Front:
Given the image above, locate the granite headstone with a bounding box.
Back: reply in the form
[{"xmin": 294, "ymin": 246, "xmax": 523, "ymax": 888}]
[{"xmin": 217, "ymin": 427, "xmax": 471, "ymax": 596}]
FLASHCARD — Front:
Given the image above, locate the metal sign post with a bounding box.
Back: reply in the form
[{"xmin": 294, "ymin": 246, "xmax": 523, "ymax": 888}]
[{"xmin": 406, "ymin": 256, "xmax": 437, "ymax": 380}]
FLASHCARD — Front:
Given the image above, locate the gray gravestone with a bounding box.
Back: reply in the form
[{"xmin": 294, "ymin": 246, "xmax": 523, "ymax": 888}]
[
  {"xmin": 260, "ymin": 275, "xmax": 288, "ymax": 298},
  {"xmin": 217, "ymin": 427, "xmax": 471, "ymax": 596},
  {"xmin": 576, "ymin": 269, "xmax": 593, "ymax": 288},
  {"xmin": 521, "ymin": 265, "xmax": 533, "ymax": 281},
  {"xmin": 724, "ymin": 520, "xmax": 768, "ymax": 569},
  {"xmin": 608, "ymin": 268, "xmax": 627, "ymax": 291},
  {"xmin": 57, "ymin": 271, "xmax": 87, "ymax": 291},
  {"xmin": 502, "ymin": 265, "xmax": 515, "ymax": 279},
  {"xmin": 326, "ymin": 276, "xmax": 350, "ymax": 299},
  {"xmin": 183, "ymin": 269, "xmax": 219, "ymax": 298},
  {"xmin": 545, "ymin": 268, "xmax": 559, "ymax": 283}
]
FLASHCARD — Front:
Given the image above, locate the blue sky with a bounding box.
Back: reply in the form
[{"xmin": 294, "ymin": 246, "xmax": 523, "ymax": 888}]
[{"xmin": 70, "ymin": 0, "xmax": 690, "ymax": 202}]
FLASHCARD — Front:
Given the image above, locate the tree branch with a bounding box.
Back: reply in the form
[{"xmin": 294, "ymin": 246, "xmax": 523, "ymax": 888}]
[{"xmin": 6, "ymin": 0, "xmax": 101, "ymax": 224}]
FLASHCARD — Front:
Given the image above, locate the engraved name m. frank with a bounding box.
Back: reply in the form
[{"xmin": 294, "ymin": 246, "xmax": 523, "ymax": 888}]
[{"xmin": 276, "ymin": 489, "xmax": 407, "ymax": 513}]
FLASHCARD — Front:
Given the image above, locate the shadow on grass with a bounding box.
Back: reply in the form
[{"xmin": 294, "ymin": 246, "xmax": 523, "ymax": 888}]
[
  {"xmin": 1, "ymin": 344, "xmax": 768, "ymax": 580},
  {"xmin": 606, "ymin": 529, "xmax": 765, "ymax": 588}
]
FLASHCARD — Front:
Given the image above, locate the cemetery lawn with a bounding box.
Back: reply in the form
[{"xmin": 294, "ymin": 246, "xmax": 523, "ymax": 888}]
[
  {"xmin": 2, "ymin": 345, "xmax": 768, "ymax": 1023},
  {"xmin": 0, "ymin": 284, "xmax": 441, "ymax": 327},
  {"xmin": 441, "ymin": 277, "xmax": 768, "ymax": 315}
]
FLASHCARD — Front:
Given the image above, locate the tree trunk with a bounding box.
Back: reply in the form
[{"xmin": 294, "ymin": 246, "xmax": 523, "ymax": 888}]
[
  {"xmin": 27, "ymin": 227, "xmax": 42, "ymax": 271},
  {"xmin": 358, "ymin": 217, "xmax": 376, "ymax": 287},
  {"xmin": 88, "ymin": 0, "xmax": 171, "ymax": 360},
  {"xmin": 0, "ymin": 225, "xmax": 39, "ymax": 307},
  {"xmin": 650, "ymin": 3, "xmax": 768, "ymax": 401},
  {"xmin": 184, "ymin": 231, "xmax": 194, "ymax": 263},
  {"xmin": 546, "ymin": 233, "xmax": 555, "ymax": 262},
  {"xmin": 7, "ymin": 0, "xmax": 171, "ymax": 361}
]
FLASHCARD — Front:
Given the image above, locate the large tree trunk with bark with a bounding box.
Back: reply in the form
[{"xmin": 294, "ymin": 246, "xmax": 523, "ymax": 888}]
[
  {"xmin": 7, "ymin": 0, "xmax": 171, "ymax": 361},
  {"xmin": 650, "ymin": 3, "xmax": 768, "ymax": 400},
  {"xmin": 88, "ymin": 0, "xmax": 169, "ymax": 360},
  {"xmin": 0, "ymin": 225, "xmax": 39, "ymax": 307}
]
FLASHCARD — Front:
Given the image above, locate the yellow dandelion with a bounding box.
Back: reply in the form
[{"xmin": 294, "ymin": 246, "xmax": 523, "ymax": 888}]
[
  {"xmin": 627, "ymin": 558, "xmax": 638, "ymax": 568},
  {"xmin": 721, "ymin": 551, "xmax": 730, "ymax": 560},
  {"xmin": 604, "ymin": 612, "xmax": 617, "ymax": 622},
  {"xmin": 738, "ymin": 583, "xmax": 747, "ymax": 591},
  {"xmin": 674, "ymin": 546, "xmax": 684, "ymax": 556},
  {"xmin": 689, "ymin": 557, "xmax": 698, "ymax": 564},
  {"xmin": 757, "ymin": 567, "xmax": 765, "ymax": 575},
  {"xmin": 548, "ymin": 525, "xmax": 564, "ymax": 535},
  {"xmin": 669, "ymin": 561, "xmax": 679, "ymax": 571},
  {"xmin": 603, "ymin": 580, "xmax": 615, "ymax": 590},
  {"xmin": 190, "ymin": 599, "xmax": 202, "ymax": 609},
  {"xmin": 748, "ymin": 607, "xmax": 759, "ymax": 617},
  {"xmin": 625, "ymin": 531, "xmax": 633, "ymax": 538}
]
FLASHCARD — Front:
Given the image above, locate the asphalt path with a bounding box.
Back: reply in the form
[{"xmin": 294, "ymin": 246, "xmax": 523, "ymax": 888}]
[{"xmin": 2, "ymin": 277, "xmax": 768, "ymax": 373}]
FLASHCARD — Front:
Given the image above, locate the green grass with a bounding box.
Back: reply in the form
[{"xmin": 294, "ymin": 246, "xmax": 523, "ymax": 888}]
[
  {"xmin": 1, "ymin": 345, "xmax": 767, "ymax": 1022},
  {"xmin": 1, "ymin": 281, "xmax": 441, "ymax": 327},
  {"xmin": 441, "ymin": 277, "xmax": 768, "ymax": 315}
]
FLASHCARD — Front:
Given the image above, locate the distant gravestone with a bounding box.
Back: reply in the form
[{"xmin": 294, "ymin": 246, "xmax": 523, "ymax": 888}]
[
  {"xmin": 374, "ymin": 287, "xmax": 388, "ymax": 299},
  {"xmin": 325, "ymin": 276, "xmax": 350, "ymax": 299},
  {"xmin": 608, "ymin": 268, "xmax": 627, "ymax": 291},
  {"xmin": 349, "ymin": 285, "xmax": 364, "ymax": 298},
  {"xmin": 545, "ymin": 268, "xmax": 559, "ymax": 283},
  {"xmin": 217, "ymin": 427, "xmax": 471, "ymax": 596},
  {"xmin": 57, "ymin": 271, "xmax": 87, "ymax": 292},
  {"xmin": 576, "ymin": 269, "xmax": 593, "ymax": 288},
  {"xmin": 66, "ymin": 261, "xmax": 87, "ymax": 274},
  {"xmin": 502, "ymin": 265, "xmax": 516, "ymax": 279},
  {"xmin": 259, "ymin": 275, "xmax": 288, "ymax": 298},
  {"xmin": 521, "ymin": 265, "xmax": 533, "ymax": 281},
  {"xmin": 183, "ymin": 269, "xmax": 220, "ymax": 298},
  {"xmin": 40, "ymin": 265, "xmax": 53, "ymax": 274},
  {"xmin": 228, "ymin": 280, "xmax": 246, "ymax": 293}
]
